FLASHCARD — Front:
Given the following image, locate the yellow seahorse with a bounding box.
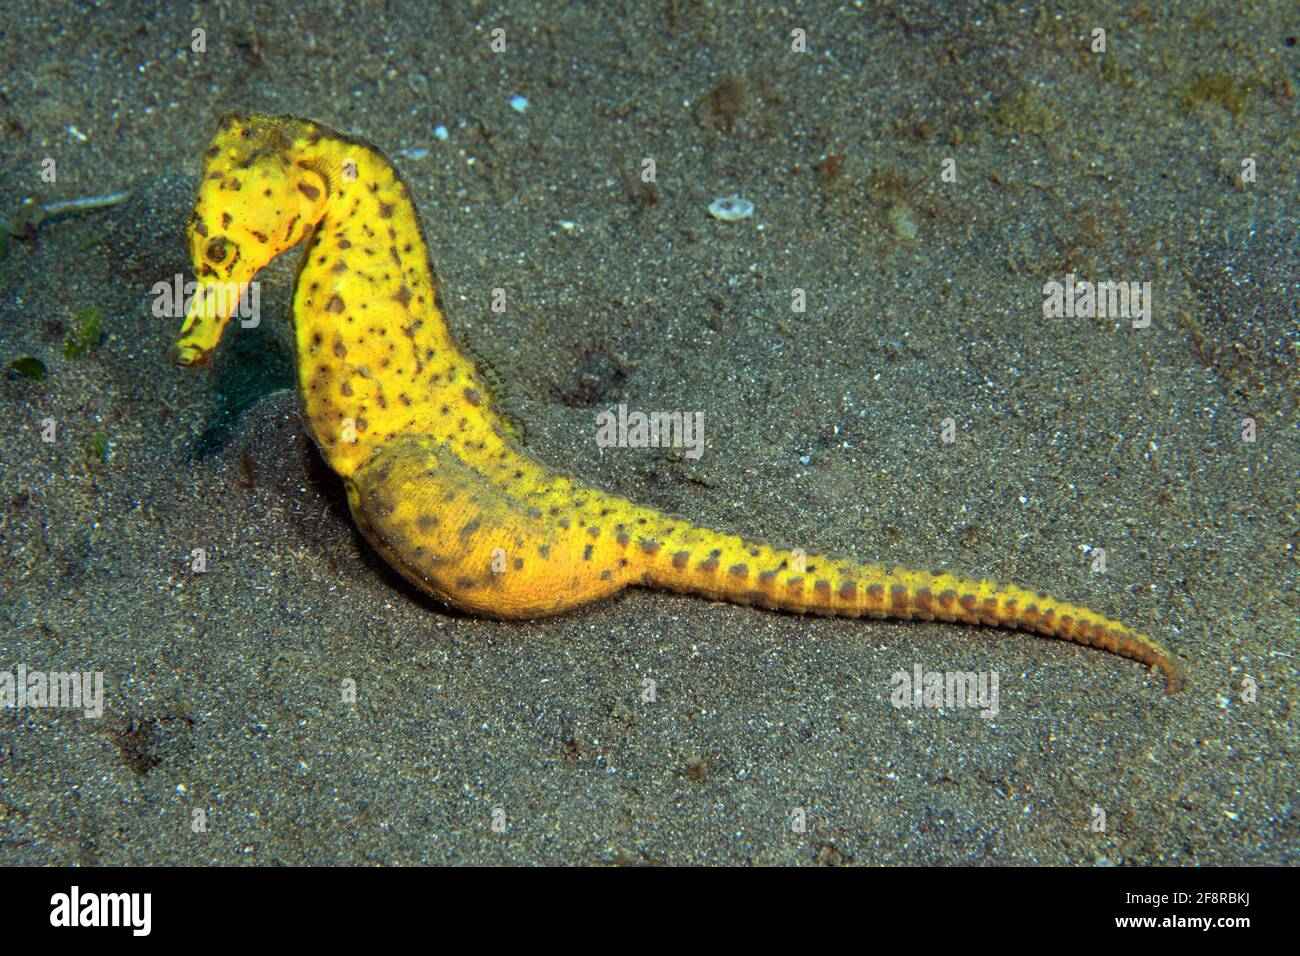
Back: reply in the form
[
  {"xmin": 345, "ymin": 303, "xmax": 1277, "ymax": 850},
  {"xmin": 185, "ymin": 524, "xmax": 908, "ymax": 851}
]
[{"xmin": 175, "ymin": 112, "xmax": 1182, "ymax": 692}]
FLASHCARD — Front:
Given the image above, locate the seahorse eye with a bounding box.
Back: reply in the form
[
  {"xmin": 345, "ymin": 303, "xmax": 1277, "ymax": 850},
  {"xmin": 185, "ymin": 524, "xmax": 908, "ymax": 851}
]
[{"xmin": 205, "ymin": 236, "xmax": 233, "ymax": 263}]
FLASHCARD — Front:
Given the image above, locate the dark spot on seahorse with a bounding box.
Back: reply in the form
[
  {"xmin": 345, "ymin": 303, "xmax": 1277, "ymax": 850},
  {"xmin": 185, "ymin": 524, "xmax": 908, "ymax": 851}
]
[
  {"xmin": 699, "ymin": 558, "xmax": 719, "ymax": 573},
  {"xmin": 331, "ymin": 260, "xmax": 348, "ymax": 274},
  {"xmin": 310, "ymin": 332, "xmax": 322, "ymax": 349},
  {"xmin": 192, "ymin": 219, "xmax": 208, "ymax": 237},
  {"xmin": 333, "ymin": 340, "xmax": 347, "ymax": 359},
  {"xmin": 672, "ymin": 551, "xmax": 691, "ymax": 570},
  {"xmin": 341, "ymin": 380, "xmax": 353, "ymax": 397},
  {"xmin": 416, "ymin": 514, "xmax": 438, "ymax": 531},
  {"xmin": 464, "ymin": 387, "xmax": 482, "ymax": 407},
  {"xmin": 514, "ymin": 558, "xmax": 524, "ymax": 571},
  {"xmin": 338, "ymin": 238, "xmax": 352, "ymax": 249},
  {"xmin": 538, "ymin": 544, "xmax": 550, "ymax": 558},
  {"xmin": 616, "ymin": 532, "xmax": 630, "ymax": 547},
  {"xmin": 814, "ymin": 579, "xmax": 832, "ymax": 596},
  {"xmin": 729, "ymin": 563, "xmax": 749, "ymax": 578},
  {"xmin": 587, "ymin": 526, "xmax": 600, "ymax": 538},
  {"xmin": 297, "ymin": 181, "xmax": 321, "ymax": 202},
  {"xmin": 583, "ymin": 544, "xmax": 593, "ymax": 561},
  {"xmin": 378, "ymin": 201, "xmax": 394, "ymax": 218},
  {"xmin": 326, "ymin": 293, "xmax": 345, "ymax": 313},
  {"xmin": 758, "ymin": 570, "xmax": 778, "ymax": 586},
  {"xmin": 600, "ymin": 570, "xmax": 613, "ymax": 581},
  {"xmin": 221, "ymin": 212, "xmax": 232, "ymax": 229},
  {"xmin": 390, "ymin": 283, "xmax": 412, "ymax": 308},
  {"xmin": 938, "ymin": 590, "xmax": 957, "ymax": 609},
  {"xmin": 641, "ymin": 540, "xmax": 661, "ymax": 557},
  {"xmin": 914, "ymin": 588, "xmax": 933, "ymax": 612},
  {"xmin": 959, "ymin": 594, "xmax": 978, "ymax": 613},
  {"xmin": 838, "ymin": 581, "xmax": 857, "ymax": 601},
  {"xmin": 456, "ymin": 577, "xmax": 476, "ymax": 590}
]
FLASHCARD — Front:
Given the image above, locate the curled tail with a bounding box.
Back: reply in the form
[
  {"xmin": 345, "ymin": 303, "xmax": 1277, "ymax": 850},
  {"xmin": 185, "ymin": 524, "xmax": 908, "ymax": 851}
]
[
  {"xmin": 635, "ymin": 516, "xmax": 1183, "ymax": 693},
  {"xmin": 345, "ymin": 436, "xmax": 1180, "ymax": 692}
]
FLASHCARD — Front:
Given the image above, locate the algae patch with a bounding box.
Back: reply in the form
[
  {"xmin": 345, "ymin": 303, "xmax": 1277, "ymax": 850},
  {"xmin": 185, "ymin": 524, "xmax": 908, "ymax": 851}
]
[
  {"xmin": 1181, "ymin": 73, "xmax": 1253, "ymax": 117},
  {"xmin": 63, "ymin": 306, "xmax": 103, "ymax": 358},
  {"xmin": 993, "ymin": 89, "xmax": 1062, "ymax": 138},
  {"xmin": 7, "ymin": 356, "xmax": 47, "ymax": 380}
]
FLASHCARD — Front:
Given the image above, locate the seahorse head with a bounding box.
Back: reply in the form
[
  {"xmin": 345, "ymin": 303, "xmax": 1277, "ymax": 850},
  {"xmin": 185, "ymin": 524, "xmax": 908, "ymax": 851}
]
[{"xmin": 175, "ymin": 111, "xmax": 329, "ymax": 365}]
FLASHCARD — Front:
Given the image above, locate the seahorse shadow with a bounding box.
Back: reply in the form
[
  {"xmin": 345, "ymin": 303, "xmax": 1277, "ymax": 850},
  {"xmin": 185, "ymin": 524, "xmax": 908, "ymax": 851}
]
[{"xmin": 190, "ymin": 321, "xmax": 296, "ymax": 461}]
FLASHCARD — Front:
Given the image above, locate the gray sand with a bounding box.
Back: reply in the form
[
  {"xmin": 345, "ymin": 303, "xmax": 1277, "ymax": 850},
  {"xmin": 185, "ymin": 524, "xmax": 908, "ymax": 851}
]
[{"xmin": 0, "ymin": 0, "xmax": 1295, "ymax": 864}]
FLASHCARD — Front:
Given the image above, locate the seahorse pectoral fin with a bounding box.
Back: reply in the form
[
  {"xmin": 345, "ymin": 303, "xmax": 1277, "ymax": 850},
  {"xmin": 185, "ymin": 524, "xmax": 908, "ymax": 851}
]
[{"xmin": 347, "ymin": 436, "xmax": 630, "ymax": 618}]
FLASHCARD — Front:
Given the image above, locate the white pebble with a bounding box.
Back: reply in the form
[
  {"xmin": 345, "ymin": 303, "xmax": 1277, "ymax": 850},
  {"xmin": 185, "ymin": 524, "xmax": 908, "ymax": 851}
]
[
  {"xmin": 510, "ymin": 95, "xmax": 529, "ymax": 114},
  {"xmin": 708, "ymin": 194, "xmax": 754, "ymax": 221}
]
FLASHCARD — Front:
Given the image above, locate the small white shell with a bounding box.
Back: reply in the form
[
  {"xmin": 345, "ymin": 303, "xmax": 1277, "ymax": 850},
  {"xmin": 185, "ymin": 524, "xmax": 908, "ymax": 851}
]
[{"xmin": 708, "ymin": 194, "xmax": 754, "ymax": 221}]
